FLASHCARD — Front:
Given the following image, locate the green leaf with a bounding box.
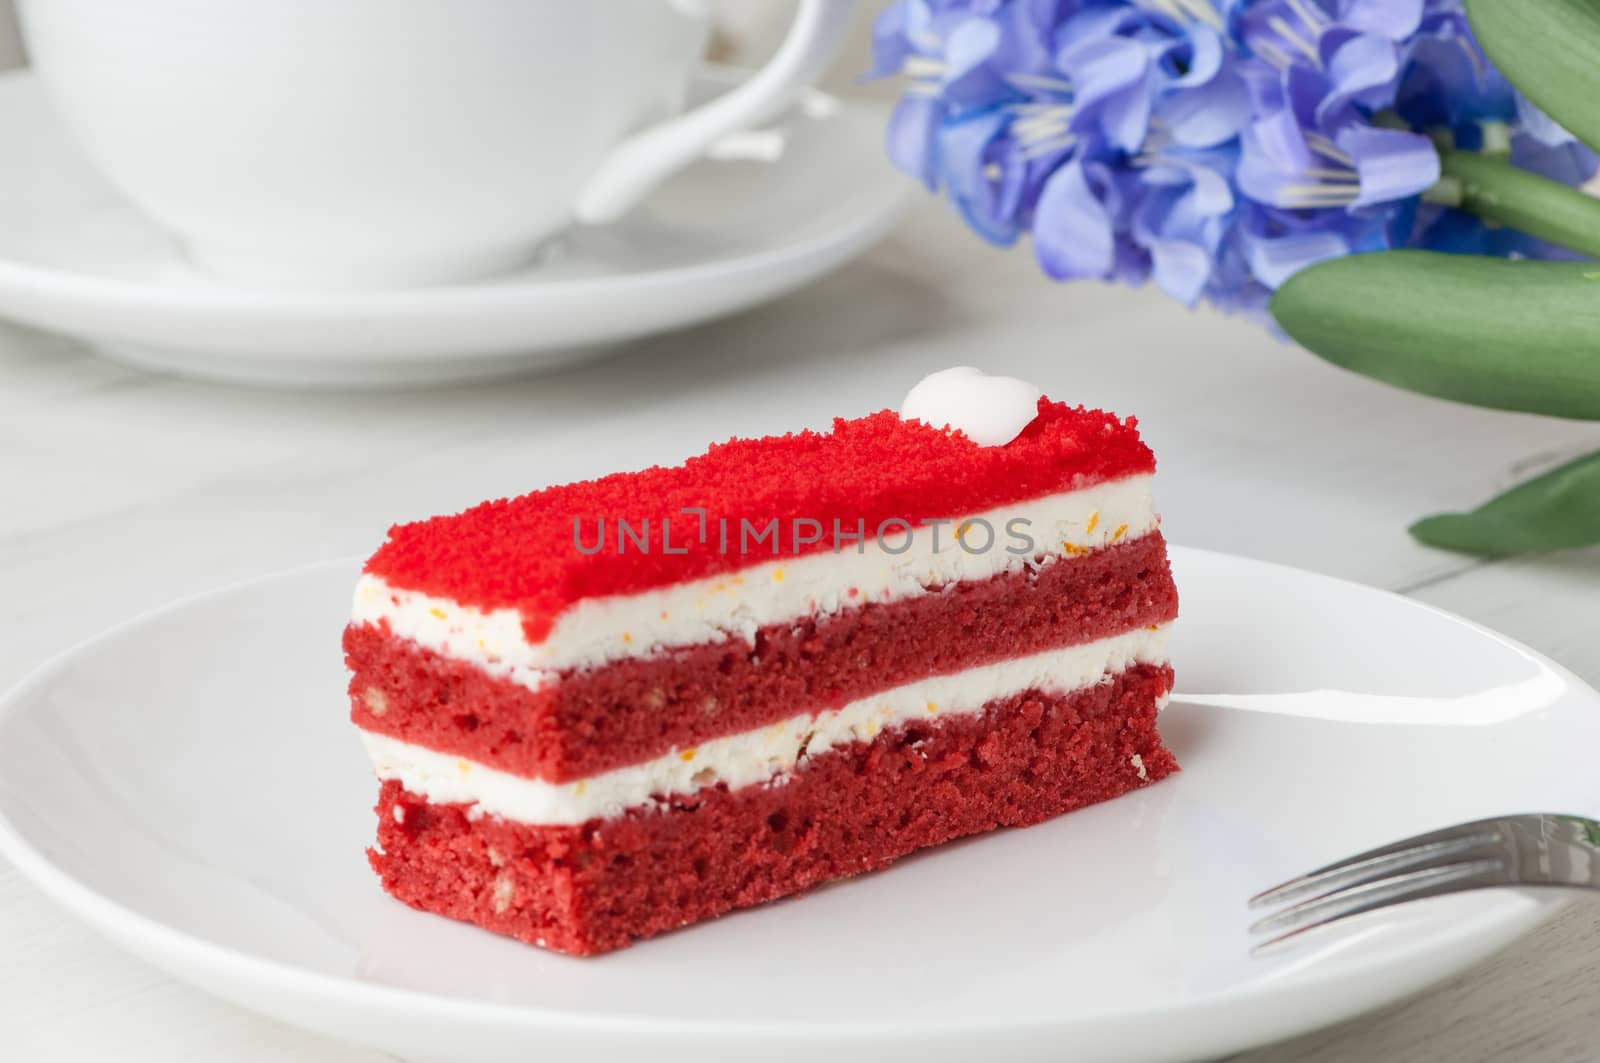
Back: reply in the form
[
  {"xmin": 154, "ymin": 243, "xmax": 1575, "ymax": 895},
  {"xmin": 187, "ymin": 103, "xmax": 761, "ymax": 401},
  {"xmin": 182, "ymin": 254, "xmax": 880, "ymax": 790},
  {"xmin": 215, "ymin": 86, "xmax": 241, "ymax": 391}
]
[
  {"xmin": 1466, "ymin": 0, "xmax": 1600, "ymax": 155},
  {"xmin": 1441, "ymin": 150, "xmax": 1600, "ymax": 260},
  {"xmin": 1410, "ymin": 449, "xmax": 1600, "ymax": 555},
  {"xmin": 1270, "ymin": 251, "xmax": 1600, "ymax": 420}
]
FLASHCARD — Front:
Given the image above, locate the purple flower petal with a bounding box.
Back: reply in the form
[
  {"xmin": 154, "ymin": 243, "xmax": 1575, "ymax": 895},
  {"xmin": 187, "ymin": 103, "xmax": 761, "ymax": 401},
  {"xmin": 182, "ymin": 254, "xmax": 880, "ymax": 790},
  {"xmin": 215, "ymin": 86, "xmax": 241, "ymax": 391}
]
[
  {"xmin": 1242, "ymin": 227, "xmax": 1351, "ymax": 288},
  {"xmin": 939, "ymin": 110, "xmax": 1009, "ymax": 201},
  {"xmin": 1033, "ymin": 159, "xmax": 1114, "ymax": 280},
  {"xmin": 1132, "ymin": 190, "xmax": 1211, "ymax": 303},
  {"xmin": 1144, "ymin": 235, "xmax": 1212, "ymax": 304},
  {"xmin": 870, "ymin": 4, "xmax": 910, "ymax": 78},
  {"xmin": 1173, "ymin": 159, "xmax": 1236, "ymax": 219},
  {"xmin": 1237, "ymin": 118, "xmax": 1310, "ymax": 206},
  {"xmin": 939, "ymin": 109, "xmax": 1029, "ymax": 247},
  {"xmin": 1111, "ymin": 239, "xmax": 1152, "ymax": 288},
  {"xmin": 991, "ymin": 0, "xmax": 1066, "ymax": 80},
  {"xmin": 1515, "ymin": 92, "xmax": 1578, "ymax": 149},
  {"xmin": 1341, "ymin": 0, "xmax": 1424, "ymax": 41},
  {"xmin": 1317, "ymin": 32, "xmax": 1400, "ymax": 126},
  {"xmin": 942, "ymin": 17, "xmax": 1011, "ymax": 105},
  {"xmin": 1339, "ymin": 126, "xmax": 1440, "ymax": 208},
  {"xmin": 1056, "ymin": 5, "xmax": 1140, "ymax": 51},
  {"xmin": 1284, "ymin": 63, "xmax": 1329, "ymax": 129},
  {"xmin": 954, "ymin": 187, "xmax": 1023, "ymax": 246},
  {"xmin": 1060, "ymin": 34, "xmax": 1153, "ymax": 152},
  {"xmin": 885, "ymin": 95, "xmax": 945, "ymax": 191},
  {"xmin": 1160, "ymin": 67, "xmax": 1251, "ymax": 147},
  {"xmin": 1511, "ymin": 133, "xmax": 1600, "ymax": 187},
  {"xmin": 1169, "ymin": 24, "xmax": 1224, "ymax": 88},
  {"xmin": 1238, "ymin": 58, "xmax": 1285, "ymax": 114}
]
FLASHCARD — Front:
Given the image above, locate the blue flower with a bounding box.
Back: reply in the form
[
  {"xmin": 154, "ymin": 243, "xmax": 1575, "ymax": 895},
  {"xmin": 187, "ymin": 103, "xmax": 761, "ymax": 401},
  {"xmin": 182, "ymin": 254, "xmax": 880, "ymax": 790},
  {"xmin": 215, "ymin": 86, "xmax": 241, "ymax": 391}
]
[
  {"xmin": 874, "ymin": 0, "xmax": 1079, "ymax": 240},
  {"xmin": 873, "ymin": 0, "xmax": 1599, "ymax": 319},
  {"xmin": 875, "ymin": 0, "xmax": 1254, "ymax": 300},
  {"xmin": 1227, "ymin": 0, "xmax": 1592, "ymax": 252}
]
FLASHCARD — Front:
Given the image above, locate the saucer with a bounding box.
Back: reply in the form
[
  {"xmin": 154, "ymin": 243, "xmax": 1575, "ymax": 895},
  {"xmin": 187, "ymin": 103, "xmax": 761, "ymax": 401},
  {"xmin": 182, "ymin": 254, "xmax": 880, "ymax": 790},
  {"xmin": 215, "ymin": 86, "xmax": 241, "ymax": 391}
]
[{"xmin": 0, "ymin": 69, "xmax": 908, "ymax": 388}]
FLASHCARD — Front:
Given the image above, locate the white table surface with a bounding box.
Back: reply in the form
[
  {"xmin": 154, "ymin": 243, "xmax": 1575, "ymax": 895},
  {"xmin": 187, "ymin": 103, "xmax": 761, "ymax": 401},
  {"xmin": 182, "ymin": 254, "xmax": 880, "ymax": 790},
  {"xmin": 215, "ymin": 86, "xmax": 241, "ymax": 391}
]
[{"xmin": 2, "ymin": 199, "xmax": 1598, "ymax": 1062}]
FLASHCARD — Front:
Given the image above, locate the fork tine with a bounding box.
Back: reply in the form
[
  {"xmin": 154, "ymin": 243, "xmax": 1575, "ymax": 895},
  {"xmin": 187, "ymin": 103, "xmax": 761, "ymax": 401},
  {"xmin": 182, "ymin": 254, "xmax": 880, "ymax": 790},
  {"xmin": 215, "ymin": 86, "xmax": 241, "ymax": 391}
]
[
  {"xmin": 1250, "ymin": 858, "xmax": 1506, "ymax": 954},
  {"xmin": 1248, "ymin": 832, "xmax": 1503, "ymax": 910},
  {"xmin": 1248, "ymin": 821, "xmax": 1505, "ymax": 909}
]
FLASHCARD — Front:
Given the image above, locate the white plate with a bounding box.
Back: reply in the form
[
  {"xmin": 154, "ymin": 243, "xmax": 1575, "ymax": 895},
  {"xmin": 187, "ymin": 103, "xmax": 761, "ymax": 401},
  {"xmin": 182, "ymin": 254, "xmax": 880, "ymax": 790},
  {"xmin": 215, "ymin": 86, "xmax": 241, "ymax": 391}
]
[
  {"xmin": 0, "ymin": 69, "xmax": 907, "ymax": 388},
  {"xmin": 1, "ymin": 547, "xmax": 1596, "ymax": 1063}
]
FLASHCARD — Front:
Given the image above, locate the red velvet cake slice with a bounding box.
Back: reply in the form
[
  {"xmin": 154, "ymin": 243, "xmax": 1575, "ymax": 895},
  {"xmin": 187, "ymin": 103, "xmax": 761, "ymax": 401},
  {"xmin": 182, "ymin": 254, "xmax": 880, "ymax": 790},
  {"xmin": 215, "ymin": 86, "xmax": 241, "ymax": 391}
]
[{"xmin": 346, "ymin": 368, "xmax": 1179, "ymax": 955}]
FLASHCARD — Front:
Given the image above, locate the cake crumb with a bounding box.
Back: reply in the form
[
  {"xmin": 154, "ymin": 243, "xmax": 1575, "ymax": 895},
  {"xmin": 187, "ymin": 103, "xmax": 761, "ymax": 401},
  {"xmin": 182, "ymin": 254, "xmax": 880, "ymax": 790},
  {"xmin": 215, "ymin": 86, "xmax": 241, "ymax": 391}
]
[
  {"xmin": 363, "ymin": 687, "xmax": 388, "ymax": 716},
  {"xmin": 487, "ymin": 846, "xmax": 505, "ymax": 868},
  {"xmin": 491, "ymin": 873, "xmax": 515, "ymax": 914},
  {"xmin": 1131, "ymin": 753, "xmax": 1148, "ymax": 781},
  {"xmin": 392, "ymin": 805, "xmax": 406, "ymax": 824}
]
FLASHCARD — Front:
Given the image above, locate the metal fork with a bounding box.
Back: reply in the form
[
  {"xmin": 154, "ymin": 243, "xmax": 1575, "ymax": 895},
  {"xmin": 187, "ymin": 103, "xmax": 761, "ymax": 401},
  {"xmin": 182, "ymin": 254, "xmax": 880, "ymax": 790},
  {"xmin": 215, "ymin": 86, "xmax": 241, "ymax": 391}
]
[{"xmin": 1248, "ymin": 813, "xmax": 1600, "ymax": 954}]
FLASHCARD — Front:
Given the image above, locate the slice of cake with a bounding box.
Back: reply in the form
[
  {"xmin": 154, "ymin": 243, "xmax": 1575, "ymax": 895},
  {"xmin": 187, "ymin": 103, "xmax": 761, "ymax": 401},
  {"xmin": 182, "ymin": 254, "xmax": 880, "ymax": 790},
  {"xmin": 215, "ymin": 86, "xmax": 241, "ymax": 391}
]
[{"xmin": 345, "ymin": 368, "xmax": 1179, "ymax": 955}]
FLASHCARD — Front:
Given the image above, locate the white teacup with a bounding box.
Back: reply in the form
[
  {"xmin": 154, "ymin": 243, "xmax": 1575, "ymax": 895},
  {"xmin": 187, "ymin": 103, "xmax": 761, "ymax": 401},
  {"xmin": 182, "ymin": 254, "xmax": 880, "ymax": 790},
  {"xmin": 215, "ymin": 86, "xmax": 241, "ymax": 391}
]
[{"xmin": 19, "ymin": 0, "xmax": 853, "ymax": 289}]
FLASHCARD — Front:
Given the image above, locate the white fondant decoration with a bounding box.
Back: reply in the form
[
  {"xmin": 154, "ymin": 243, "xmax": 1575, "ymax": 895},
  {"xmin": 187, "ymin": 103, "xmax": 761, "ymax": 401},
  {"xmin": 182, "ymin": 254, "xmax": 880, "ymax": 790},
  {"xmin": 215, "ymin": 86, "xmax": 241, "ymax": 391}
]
[{"xmin": 899, "ymin": 366, "xmax": 1044, "ymax": 446}]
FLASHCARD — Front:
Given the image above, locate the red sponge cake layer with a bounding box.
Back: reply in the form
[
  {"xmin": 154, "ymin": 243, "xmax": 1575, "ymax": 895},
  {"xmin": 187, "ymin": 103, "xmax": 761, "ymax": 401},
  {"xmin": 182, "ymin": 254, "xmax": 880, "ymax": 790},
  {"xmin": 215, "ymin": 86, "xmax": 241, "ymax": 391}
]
[
  {"xmin": 369, "ymin": 663, "xmax": 1176, "ymax": 956},
  {"xmin": 348, "ymin": 534, "xmax": 1178, "ymax": 781}
]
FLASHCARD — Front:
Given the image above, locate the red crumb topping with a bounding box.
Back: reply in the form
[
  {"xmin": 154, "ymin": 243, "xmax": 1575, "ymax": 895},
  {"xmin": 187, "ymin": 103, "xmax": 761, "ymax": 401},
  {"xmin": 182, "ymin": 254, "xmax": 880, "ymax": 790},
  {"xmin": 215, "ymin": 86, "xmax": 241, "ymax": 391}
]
[{"xmin": 364, "ymin": 400, "xmax": 1155, "ymax": 641}]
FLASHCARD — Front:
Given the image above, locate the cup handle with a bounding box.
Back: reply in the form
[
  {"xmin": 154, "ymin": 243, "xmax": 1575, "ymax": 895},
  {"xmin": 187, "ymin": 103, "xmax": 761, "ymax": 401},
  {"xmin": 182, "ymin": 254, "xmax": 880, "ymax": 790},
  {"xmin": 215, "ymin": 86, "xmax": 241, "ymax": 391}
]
[{"xmin": 573, "ymin": 0, "xmax": 856, "ymax": 225}]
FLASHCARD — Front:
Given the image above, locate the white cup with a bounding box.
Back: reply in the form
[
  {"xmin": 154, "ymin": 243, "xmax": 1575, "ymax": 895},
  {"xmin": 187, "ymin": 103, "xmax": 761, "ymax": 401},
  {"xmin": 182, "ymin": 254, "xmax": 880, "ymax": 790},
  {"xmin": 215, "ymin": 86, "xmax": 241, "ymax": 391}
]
[{"xmin": 18, "ymin": 0, "xmax": 854, "ymax": 290}]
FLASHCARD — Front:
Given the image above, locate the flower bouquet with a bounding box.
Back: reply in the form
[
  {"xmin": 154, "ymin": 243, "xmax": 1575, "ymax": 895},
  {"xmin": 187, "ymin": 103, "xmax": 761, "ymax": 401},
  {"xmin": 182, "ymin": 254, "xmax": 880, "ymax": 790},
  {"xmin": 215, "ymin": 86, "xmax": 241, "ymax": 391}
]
[{"xmin": 874, "ymin": 0, "xmax": 1600, "ymax": 555}]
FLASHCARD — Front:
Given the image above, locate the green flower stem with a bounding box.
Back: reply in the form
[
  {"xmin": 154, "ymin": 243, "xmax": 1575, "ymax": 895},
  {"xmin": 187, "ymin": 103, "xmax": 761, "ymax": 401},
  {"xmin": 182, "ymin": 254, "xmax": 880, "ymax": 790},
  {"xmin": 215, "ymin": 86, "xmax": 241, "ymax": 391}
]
[
  {"xmin": 1477, "ymin": 120, "xmax": 1513, "ymax": 158},
  {"xmin": 1440, "ymin": 150, "xmax": 1600, "ymax": 259},
  {"xmin": 1421, "ymin": 175, "xmax": 1463, "ymax": 208}
]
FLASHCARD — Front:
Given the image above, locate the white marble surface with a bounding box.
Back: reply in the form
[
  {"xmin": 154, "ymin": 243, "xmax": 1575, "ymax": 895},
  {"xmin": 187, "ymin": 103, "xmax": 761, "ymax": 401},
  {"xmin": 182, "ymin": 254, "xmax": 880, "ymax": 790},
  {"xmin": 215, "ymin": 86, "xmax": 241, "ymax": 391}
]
[
  {"xmin": 0, "ymin": 3, "xmax": 19, "ymax": 71},
  {"xmin": 2, "ymin": 192, "xmax": 1599, "ymax": 1061}
]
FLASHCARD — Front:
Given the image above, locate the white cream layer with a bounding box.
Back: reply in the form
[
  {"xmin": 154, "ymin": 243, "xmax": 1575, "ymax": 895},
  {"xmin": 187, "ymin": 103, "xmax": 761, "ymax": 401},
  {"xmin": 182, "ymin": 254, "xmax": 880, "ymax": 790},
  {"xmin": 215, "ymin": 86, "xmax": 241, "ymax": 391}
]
[
  {"xmin": 360, "ymin": 624, "xmax": 1171, "ymax": 827},
  {"xmin": 351, "ymin": 476, "xmax": 1157, "ymax": 690}
]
